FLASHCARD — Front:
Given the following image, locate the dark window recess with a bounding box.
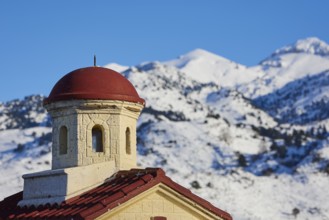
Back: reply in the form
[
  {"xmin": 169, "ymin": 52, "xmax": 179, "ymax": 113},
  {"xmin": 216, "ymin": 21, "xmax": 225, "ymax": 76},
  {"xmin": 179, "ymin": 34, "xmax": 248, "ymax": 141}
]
[
  {"xmin": 126, "ymin": 127, "xmax": 131, "ymax": 154},
  {"xmin": 59, "ymin": 126, "xmax": 68, "ymax": 155},
  {"xmin": 92, "ymin": 126, "xmax": 103, "ymax": 152},
  {"xmin": 152, "ymin": 217, "xmax": 167, "ymax": 220}
]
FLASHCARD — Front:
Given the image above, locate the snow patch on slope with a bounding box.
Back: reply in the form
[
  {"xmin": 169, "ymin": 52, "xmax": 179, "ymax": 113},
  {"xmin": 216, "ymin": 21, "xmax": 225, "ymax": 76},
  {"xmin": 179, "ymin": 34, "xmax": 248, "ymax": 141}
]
[{"xmin": 0, "ymin": 127, "xmax": 51, "ymax": 199}]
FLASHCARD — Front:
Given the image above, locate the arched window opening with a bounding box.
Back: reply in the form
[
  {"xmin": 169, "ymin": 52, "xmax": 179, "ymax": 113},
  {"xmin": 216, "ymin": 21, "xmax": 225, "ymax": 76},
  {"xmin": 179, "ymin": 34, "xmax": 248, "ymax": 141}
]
[
  {"xmin": 92, "ymin": 126, "xmax": 103, "ymax": 152},
  {"xmin": 126, "ymin": 127, "xmax": 131, "ymax": 155},
  {"xmin": 59, "ymin": 126, "xmax": 68, "ymax": 155}
]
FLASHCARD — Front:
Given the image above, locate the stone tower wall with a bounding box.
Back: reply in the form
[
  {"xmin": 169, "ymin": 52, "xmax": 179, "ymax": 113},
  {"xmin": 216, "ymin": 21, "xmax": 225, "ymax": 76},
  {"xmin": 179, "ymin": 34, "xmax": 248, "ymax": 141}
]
[{"xmin": 45, "ymin": 100, "xmax": 143, "ymax": 170}]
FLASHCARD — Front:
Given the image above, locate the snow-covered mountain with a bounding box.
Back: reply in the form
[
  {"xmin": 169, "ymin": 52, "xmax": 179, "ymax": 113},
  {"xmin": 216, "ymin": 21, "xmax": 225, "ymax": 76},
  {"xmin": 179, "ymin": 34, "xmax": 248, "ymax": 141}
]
[
  {"xmin": 164, "ymin": 48, "xmax": 262, "ymax": 87},
  {"xmin": 253, "ymin": 70, "xmax": 329, "ymax": 125},
  {"xmin": 239, "ymin": 37, "xmax": 329, "ymax": 99},
  {"xmin": 1, "ymin": 37, "xmax": 329, "ymax": 220},
  {"xmin": 272, "ymin": 37, "xmax": 329, "ymax": 57}
]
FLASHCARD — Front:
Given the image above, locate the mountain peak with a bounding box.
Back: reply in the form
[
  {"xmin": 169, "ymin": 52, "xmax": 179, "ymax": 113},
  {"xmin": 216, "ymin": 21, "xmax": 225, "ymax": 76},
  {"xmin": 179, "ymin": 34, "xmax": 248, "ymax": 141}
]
[
  {"xmin": 164, "ymin": 48, "xmax": 233, "ymax": 70},
  {"xmin": 272, "ymin": 37, "xmax": 329, "ymax": 57},
  {"xmin": 181, "ymin": 48, "xmax": 221, "ymax": 59},
  {"xmin": 103, "ymin": 63, "xmax": 129, "ymax": 73}
]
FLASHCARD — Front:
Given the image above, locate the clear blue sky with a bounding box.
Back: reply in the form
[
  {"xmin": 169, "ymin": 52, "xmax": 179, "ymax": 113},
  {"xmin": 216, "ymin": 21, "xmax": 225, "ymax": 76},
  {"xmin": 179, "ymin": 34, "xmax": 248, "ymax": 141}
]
[{"xmin": 1, "ymin": 0, "xmax": 329, "ymax": 102}]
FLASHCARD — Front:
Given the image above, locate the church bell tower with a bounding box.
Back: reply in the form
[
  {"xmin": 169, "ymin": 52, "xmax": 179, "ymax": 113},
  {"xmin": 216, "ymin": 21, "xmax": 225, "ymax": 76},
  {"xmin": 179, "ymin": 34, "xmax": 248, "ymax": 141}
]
[
  {"xmin": 19, "ymin": 66, "xmax": 144, "ymax": 206},
  {"xmin": 44, "ymin": 66, "xmax": 144, "ymax": 170}
]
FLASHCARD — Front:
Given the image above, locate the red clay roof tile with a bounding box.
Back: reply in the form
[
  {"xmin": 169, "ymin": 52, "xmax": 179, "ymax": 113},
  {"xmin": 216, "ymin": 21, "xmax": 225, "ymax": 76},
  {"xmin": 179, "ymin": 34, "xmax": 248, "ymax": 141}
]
[{"xmin": 0, "ymin": 168, "xmax": 232, "ymax": 220}]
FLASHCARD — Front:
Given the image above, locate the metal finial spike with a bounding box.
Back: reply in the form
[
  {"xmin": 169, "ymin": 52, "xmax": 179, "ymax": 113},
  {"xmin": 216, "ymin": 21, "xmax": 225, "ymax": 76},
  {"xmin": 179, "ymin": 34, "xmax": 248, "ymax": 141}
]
[{"xmin": 94, "ymin": 55, "xmax": 96, "ymax": 67}]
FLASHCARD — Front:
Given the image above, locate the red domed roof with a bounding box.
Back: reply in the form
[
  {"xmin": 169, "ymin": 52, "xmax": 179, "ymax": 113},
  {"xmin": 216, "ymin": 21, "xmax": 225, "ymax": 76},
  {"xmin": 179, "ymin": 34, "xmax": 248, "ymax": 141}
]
[{"xmin": 44, "ymin": 67, "xmax": 145, "ymax": 105}]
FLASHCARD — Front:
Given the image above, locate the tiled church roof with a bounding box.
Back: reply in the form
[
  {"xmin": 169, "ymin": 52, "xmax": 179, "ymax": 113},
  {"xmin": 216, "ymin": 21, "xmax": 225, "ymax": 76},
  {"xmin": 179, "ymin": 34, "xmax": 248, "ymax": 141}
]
[{"xmin": 0, "ymin": 168, "xmax": 232, "ymax": 220}]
